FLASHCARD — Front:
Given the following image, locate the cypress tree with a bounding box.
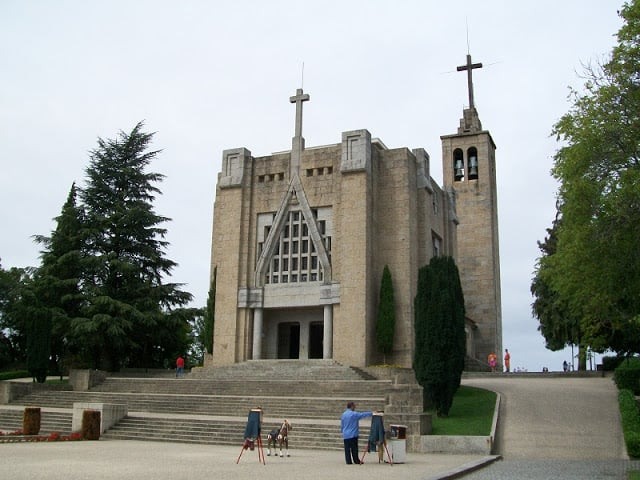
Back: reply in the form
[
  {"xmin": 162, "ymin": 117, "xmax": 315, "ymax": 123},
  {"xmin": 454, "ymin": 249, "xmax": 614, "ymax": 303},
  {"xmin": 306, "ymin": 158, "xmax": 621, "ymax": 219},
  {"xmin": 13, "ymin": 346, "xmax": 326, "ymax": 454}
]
[
  {"xmin": 414, "ymin": 256, "xmax": 466, "ymax": 416},
  {"xmin": 33, "ymin": 183, "xmax": 85, "ymax": 372},
  {"xmin": 203, "ymin": 267, "xmax": 216, "ymax": 355},
  {"xmin": 376, "ymin": 265, "xmax": 395, "ymax": 364}
]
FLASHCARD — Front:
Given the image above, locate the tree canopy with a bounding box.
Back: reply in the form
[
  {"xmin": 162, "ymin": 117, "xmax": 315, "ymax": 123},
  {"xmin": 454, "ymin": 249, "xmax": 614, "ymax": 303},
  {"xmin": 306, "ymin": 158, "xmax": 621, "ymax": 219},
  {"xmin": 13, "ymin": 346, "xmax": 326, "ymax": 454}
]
[
  {"xmin": 533, "ymin": 1, "xmax": 640, "ymax": 356},
  {"xmin": 8, "ymin": 123, "xmax": 195, "ymax": 373}
]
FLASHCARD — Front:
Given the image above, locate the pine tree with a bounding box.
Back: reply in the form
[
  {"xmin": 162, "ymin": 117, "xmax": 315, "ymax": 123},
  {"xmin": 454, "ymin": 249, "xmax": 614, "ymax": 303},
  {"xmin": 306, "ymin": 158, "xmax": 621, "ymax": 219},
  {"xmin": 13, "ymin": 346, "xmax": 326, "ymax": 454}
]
[
  {"xmin": 33, "ymin": 183, "xmax": 85, "ymax": 372},
  {"xmin": 76, "ymin": 122, "xmax": 192, "ymax": 370},
  {"xmin": 376, "ymin": 265, "xmax": 395, "ymax": 364},
  {"xmin": 414, "ymin": 256, "xmax": 466, "ymax": 417}
]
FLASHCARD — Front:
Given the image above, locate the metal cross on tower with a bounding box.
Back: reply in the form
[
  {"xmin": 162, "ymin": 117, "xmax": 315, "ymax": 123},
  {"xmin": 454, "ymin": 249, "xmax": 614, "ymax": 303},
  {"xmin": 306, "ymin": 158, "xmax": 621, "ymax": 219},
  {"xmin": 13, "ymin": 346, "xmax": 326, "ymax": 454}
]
[{"xmin": 456, "ymin": 54, "xmax": 483, "ymax": 109}]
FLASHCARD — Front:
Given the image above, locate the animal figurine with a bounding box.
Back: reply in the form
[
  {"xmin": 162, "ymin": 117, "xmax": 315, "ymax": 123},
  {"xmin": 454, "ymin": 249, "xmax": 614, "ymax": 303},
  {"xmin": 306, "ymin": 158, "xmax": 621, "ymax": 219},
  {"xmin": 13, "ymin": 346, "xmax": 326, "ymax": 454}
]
[{"xmin": 266, "ymin": 419, "xmax": 292, "ymax": 457}]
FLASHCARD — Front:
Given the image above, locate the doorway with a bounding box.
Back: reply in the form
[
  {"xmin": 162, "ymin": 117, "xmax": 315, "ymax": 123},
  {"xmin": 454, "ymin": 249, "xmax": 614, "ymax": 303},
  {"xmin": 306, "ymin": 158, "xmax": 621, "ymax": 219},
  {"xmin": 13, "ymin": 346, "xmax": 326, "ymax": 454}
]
[
  {"xmin": 309, "ymin": 322, "xmax": 324, "ymax": 359},
  {"xmin": 277, "ymin": 322, "xmax": 300, "ymax": 359}
]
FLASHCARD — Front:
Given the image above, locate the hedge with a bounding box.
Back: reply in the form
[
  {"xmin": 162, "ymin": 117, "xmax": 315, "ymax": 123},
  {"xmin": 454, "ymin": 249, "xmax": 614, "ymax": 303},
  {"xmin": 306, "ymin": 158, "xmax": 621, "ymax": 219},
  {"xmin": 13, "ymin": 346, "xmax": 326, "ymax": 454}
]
[
  {"xmin": 0, "ymin": 371, "xmax": 30, "ymax": 381},
  {"xmin": 614, "ymin": 357, "xmax": 640, "ymax": 395},
  {"xmin": 618, "ymin": 389, "xmax": 640, "ymax": 458}
]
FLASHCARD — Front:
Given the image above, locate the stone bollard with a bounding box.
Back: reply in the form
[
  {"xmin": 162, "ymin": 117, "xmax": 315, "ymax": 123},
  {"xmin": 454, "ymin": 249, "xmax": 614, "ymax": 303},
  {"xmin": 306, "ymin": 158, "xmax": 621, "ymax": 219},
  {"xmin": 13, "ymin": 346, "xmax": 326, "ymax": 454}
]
[
  {"xmin": 23, "ymin": 407, "xmax": 41, "ymax": 435},
  {"xmin": 82, "ymin": 410, "xmax": 101, "ymax": 440}
]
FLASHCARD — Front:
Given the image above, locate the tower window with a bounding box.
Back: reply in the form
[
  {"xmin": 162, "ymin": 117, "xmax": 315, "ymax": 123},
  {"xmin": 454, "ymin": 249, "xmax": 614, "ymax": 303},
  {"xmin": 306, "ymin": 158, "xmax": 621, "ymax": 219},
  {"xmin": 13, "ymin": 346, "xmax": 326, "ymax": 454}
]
[
  {"xmin": 453, "ymin": 149, "xmax": 464, "ymax": 182},
  {"xmin": 468, "ymin": 147, "xmax": 479, "ymax": 180},
  {"xmin": 432, "ymin": 233, "xmax": 442, "ymax": 257}
]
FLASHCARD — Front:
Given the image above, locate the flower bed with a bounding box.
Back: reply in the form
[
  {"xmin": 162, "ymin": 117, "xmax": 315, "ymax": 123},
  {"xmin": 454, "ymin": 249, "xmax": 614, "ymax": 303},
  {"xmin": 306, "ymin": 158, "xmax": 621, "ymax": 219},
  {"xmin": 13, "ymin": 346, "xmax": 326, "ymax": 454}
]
[{"xmin": 0, "ymin": 429, "xmax": 83, "ymax": 443}]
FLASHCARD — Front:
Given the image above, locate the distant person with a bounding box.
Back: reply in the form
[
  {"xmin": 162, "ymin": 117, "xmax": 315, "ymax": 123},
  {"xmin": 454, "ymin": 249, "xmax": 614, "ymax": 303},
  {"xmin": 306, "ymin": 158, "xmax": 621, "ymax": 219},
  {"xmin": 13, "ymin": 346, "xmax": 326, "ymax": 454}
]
[
  {"xmin": 176, "ymin": 355, "xmax": 185, "ymax": 378},
  {"xmin": 487, "ymin": 352, "xmax": 497, "ymax": 372},
  {"xmin": 563, "ymin": 360, "xmax": 569, "ymax": 372},
  {"xmin": 504, "ymin": 349, "xmax": 511, "ymax": 373},
  {"xmin": 340, "ymin": 401, "xmax": 372, "ymax": 465}
]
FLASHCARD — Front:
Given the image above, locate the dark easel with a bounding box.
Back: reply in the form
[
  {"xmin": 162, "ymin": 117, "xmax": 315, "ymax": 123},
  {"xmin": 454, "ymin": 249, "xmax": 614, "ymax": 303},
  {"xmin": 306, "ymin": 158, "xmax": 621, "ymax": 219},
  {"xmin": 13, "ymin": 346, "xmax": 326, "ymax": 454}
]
[
  {"xmin": 360, "ymin": 412, "xmax": 393, "ymax": 465},
  {"xmin": 236, "ymin": 408, "xmax": 266, "ymax": 465}
]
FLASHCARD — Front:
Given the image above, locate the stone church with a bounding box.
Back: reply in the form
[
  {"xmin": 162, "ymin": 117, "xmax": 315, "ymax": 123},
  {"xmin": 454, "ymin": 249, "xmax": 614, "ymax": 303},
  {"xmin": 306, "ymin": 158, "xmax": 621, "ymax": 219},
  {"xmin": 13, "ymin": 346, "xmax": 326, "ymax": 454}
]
[{"xmin": 209, "ymin": 55, "xmax": 502, "ymax": 370}]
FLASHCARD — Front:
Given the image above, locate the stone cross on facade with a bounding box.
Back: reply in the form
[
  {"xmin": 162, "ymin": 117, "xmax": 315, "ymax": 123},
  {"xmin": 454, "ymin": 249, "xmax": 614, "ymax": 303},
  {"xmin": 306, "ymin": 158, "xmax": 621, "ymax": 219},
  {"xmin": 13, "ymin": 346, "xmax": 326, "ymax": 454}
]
[
  {"xmin": 290, "ymin": 88, "xmax": 310, "ymax": 139},
  {"xmin": 289, "ymin": 88, "xmax": 310, "ymax": 175},
  {"xmin": 456, "ymin": 54, "xmax": 483, "ymax": 109}
]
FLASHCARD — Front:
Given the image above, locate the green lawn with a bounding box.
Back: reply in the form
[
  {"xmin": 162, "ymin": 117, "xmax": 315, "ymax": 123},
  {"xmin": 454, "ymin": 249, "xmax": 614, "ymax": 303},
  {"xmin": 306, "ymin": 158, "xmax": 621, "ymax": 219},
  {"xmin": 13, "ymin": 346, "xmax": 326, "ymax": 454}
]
[{"xmin": 429, "ymin": 385, "xmax": 497, "ymax": 435}]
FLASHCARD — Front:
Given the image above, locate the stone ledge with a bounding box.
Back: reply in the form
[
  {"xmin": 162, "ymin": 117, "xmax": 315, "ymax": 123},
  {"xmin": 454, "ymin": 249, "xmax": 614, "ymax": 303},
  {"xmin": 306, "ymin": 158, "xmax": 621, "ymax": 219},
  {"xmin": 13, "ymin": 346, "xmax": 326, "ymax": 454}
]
[{"xmin": 72, "ymin": 402, "xmax": 128, "ymax": 434}]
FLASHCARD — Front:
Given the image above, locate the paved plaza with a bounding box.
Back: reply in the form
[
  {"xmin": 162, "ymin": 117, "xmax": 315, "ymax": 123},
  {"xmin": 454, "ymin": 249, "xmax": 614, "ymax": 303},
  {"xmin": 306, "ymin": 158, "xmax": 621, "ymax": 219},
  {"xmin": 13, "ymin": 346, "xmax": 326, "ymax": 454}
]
[{"xmin": 0, "ymin": 440, "xmax": 496, "ymax": 480}]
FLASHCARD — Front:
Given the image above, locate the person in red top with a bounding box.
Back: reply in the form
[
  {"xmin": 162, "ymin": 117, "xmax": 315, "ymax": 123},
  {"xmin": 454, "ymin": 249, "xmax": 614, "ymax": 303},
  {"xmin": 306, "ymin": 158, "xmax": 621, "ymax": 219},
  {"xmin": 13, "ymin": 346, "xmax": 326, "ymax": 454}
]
[
  {"xmin": 176, "ymin": 355, "xmax": 185, "ymax": 378},
  {"xmin": 504, "ymin": 349, "xmax": 511, "ymax": 373}
]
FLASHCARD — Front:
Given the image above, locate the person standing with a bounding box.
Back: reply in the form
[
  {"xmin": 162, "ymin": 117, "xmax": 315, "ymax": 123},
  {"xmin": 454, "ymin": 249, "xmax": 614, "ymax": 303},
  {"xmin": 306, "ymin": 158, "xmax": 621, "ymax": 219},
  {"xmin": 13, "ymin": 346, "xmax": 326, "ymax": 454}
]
[
  {"xmin": 504, "ymin": 349, "xmax": 511, "ymax": 373},
  {"xmin": 340, "ymin": 401, "xmax": 372, "ymax": 465},
  {"xmin": 487, "ymin": 352, "xmax": 497, "ymax": 372},
  {"xmin": 176, "ymin": 355, "xmax": 185, "ymax": 378}
]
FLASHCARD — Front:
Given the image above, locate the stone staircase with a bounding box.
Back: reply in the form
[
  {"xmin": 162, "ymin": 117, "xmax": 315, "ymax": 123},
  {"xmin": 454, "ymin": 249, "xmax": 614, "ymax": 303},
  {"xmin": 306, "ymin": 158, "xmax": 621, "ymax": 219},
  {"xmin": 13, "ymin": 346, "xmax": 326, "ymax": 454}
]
[
  {"xmin": 0, "ymin": 360, "xmax": 403, "ymax": 450},
  {"xmin": 0, "ymin": 409, "xmax": 72, "ymax": 435}
]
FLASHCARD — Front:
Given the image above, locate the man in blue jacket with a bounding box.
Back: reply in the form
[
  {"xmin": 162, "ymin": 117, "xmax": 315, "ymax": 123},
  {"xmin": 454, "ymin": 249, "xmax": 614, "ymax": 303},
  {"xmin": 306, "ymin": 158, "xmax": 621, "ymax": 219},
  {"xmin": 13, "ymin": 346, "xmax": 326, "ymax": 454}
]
[{"xmin": 340, "ymin": 401, "xmax": 372, "ymax": 464}]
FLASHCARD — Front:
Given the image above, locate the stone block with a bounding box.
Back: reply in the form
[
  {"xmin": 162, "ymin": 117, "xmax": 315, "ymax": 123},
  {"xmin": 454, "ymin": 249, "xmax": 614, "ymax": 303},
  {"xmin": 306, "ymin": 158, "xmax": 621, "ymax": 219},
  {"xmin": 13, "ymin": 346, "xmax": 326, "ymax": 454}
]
[
  {"xmin": 69, "ymin": 369, "xmax": 106, "ymax": 391},
  {"xmin": 340, "ymin": 129, "xmax": 371, "ymax": 173},
  {"xmin": 72, "ymin": 402, "xmax": 128, "ymax": 433},
  {"xmin": 0, "ymin": 382, "xmax": 32, "ymax": 405}
]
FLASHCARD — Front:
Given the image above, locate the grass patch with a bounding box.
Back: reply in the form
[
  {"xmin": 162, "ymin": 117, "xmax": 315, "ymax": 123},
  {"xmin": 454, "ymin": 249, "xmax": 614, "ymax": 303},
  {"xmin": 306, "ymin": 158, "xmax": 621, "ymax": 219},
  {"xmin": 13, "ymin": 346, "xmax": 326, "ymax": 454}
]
[
  {"xmin": 45, "ymin": 378, "xmax": 68, "ymax": 385},
  {"xmin": 429, "ymin": 385, "xmax": 496, "ymax": 436},
  {"xmin": 628, "ymin": 471, "xmax": 640, "ymax": 480}
]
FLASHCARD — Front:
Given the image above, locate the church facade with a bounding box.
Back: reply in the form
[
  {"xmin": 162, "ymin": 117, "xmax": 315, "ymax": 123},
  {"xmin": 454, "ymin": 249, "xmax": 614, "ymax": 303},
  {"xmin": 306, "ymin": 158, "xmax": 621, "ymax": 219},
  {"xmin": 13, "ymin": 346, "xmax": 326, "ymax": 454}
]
[{"xmin": 209, "ymin": 57, "xmax": 502, "ymax": 369}]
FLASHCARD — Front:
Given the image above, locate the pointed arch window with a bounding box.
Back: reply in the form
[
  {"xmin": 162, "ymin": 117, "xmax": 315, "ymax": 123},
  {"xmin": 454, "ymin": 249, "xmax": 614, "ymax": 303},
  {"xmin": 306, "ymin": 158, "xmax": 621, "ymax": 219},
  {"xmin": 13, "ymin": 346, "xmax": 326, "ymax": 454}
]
[
  {"xmin": 261, "ymin": 209, "xmax": 332, "ymax": 285},
  {"xmin": 453, "ymin": 148, "xmax": 464, "ymax": 182},
  {"xmin": 467, "ymin": 147, "xmax": 479, "ymax": 180}
]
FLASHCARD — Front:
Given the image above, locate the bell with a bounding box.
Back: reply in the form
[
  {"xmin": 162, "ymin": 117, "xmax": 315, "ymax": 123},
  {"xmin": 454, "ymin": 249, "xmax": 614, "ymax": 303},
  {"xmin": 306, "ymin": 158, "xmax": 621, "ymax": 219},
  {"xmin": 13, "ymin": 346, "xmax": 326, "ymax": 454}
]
[
  {"xmin": 454, "ymin": 159, "xmax": 464, "ymax": 180},
  {"xmin": 468, "ymin": 156, "xmax": 478, "ymax": 178}
]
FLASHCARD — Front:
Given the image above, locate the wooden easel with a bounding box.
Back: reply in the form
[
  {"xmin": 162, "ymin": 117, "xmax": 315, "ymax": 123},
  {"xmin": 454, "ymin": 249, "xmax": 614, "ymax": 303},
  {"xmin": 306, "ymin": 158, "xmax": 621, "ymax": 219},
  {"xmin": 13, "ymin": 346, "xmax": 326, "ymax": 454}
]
[
  {"xmin": 236, "ymin": 408, "xmax": 266, "ymax": 465},
  {"xmin": 360, "ymin": 412, "xmax": 393, "ymax": 465}
]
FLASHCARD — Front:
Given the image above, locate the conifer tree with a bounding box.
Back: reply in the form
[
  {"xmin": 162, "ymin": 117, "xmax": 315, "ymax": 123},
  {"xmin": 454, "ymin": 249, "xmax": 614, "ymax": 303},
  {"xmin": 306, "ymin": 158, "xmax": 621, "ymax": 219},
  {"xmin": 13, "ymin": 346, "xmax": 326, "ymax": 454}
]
[
  {"xmin": 33, "ymin": 183, "xmax": 85, "ymax": 372},
  {"xmin": 414, "ymin": 256, "xmax": 466, "ymax": 417},
  {"xmin": 76, "ymin": 122, "xmax": 192, "ymax": 370},
  {"xmin": 203, "ymin": 267, "xmax": 216, "ymax": 355},
  {"xmin": 376, "ymin": 265, "xmax": 395, "ymax": 364}
]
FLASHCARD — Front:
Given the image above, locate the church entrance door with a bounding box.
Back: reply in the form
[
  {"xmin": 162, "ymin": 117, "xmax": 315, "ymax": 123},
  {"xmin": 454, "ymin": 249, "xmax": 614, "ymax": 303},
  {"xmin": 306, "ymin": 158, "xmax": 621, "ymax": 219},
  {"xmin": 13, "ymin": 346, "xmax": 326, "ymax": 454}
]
[
  {"xmin": 277, "ymin": 322, "xmax": 300, "ymax": 359},
  {"xmin": 308, "ymin": 322, "xmax": 323, "ymax": 359}
]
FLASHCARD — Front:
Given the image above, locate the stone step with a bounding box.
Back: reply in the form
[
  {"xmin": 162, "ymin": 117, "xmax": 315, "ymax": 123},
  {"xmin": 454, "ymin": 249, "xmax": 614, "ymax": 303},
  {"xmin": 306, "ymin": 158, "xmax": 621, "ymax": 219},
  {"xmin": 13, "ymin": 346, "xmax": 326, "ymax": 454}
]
[
  {"xmin": 92, "ymin": 378, "xmax": 390, "ymax": 397},
  {"xmin": 0, "ymin": 409, "xmax": 72, "ymax": 434},
  {"xmin": 14, "ymin": 391, "xmax": 386, "ymax": 419},
  {"xmin": 188, "ymin": 360, "xmax": 370, "ymax": 382},
  {"xmin": 2, "ymin": 361, "xmax": 413, "ymax": 449},
  {"xmin": 102, "ymin": 415, "xmax": 370, "ymax": 450}
]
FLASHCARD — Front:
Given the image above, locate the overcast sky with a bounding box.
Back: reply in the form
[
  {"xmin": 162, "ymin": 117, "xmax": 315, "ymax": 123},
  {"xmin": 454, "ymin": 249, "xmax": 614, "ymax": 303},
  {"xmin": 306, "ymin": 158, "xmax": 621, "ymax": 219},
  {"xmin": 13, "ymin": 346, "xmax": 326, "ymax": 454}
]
[{"xmin": 0, "ymin": 1, "xmax": 626, "ymax": 371}]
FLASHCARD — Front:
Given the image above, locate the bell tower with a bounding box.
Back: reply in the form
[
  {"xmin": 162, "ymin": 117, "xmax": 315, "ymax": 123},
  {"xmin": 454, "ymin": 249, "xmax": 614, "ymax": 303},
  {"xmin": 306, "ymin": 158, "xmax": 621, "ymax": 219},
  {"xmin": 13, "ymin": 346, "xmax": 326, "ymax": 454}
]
[{"xmin": 441, "ymin": 53, "xmax": 503, "ymax": 367}]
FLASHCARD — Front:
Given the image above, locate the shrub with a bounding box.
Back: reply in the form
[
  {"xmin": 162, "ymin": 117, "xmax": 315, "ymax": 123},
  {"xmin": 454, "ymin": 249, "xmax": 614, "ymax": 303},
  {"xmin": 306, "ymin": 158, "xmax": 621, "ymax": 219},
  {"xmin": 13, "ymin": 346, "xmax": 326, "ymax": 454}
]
[
  {"xmin": 602, "ymin": 356, "xmax": 626, "ymax": 371},
  {"xmin": 81, "ymin": 410, "xmax": 101, "ymax": 440},
  {"xmin": 619, "ymin": 389, "xmax": 640, "ymax": 458},
  {"xmin": 614, "ymin": 357, "xmax": 640, "ymax": 394},
  {"xmin": 0, "ymin": 370, "xmax": 30, "ymax": 381},
  {"xmin": 22, "ymin": 407, "xmax": 41, "ymax": 435}
]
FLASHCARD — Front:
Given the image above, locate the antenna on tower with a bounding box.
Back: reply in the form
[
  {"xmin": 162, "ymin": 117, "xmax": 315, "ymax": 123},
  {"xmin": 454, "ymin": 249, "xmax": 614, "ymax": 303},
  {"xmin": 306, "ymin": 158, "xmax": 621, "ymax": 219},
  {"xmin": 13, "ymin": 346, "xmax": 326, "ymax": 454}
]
[{"xmin": 466, "ymin": 18, "xmax": 470, "ymax": 54}]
